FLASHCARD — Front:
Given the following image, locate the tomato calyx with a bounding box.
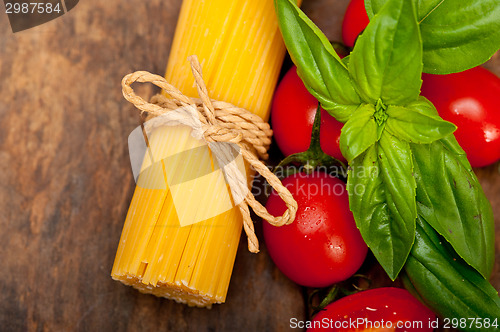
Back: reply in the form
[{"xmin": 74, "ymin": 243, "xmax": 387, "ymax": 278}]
[
  {"xmin": 276, "ymin": 104, "xmax": 346, "ymax": 175},
  {"xmin": 309, "ymin": 274, "xmax": 371, "ymax": 317}
]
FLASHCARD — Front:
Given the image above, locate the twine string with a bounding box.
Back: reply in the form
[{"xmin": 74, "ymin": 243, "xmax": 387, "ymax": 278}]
[{"xmin": 121, "ymin": 55, "xmax": 297, "ymax": 253}]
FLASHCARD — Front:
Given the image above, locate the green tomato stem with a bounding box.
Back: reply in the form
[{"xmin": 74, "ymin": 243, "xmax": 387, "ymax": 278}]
[{"xmin": 275, "ymin": 104, "xmax": 346, "ymax": 176}]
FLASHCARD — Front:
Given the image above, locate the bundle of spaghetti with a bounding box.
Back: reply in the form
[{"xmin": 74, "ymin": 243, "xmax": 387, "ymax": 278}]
[{"xmin": 111, "ymin": 0, "xmax": 299, "ymax": 307}]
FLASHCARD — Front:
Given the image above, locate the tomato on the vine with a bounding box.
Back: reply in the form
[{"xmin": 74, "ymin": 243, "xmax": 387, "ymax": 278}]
[
  {"xmin": 263, "ymin": 172, "xmax": 367, "ymax": 288},
  {"xmin": 308, "ymin": 287, "xmax": 435, "ymax": 331},
  {"xmin": 421, "ymin": 67, "xmax": 500, "ymax": 168},
  {"xmin": 271, "ymin": 66, "xmax": 345, "ymax": 163},
  {"xmin": 341, "ymin": 0, "xmax": 370, "ymax": 48}
]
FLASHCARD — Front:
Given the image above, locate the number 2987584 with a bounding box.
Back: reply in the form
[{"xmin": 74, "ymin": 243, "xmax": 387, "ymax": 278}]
[{"xmin": 5, "ymin": 2, "xmax": 62, "ymax": 14}]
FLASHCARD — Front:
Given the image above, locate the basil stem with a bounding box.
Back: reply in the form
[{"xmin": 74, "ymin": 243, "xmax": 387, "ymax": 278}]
[{"xmin": 275, "ymin": 0, "xmax": 497, "ymax": 315}]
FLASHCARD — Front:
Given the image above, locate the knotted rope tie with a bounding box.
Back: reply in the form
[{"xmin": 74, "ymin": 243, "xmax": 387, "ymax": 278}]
[{"xmin": 121, "ymin": 55, "xmax": 298, "ymax": 253}]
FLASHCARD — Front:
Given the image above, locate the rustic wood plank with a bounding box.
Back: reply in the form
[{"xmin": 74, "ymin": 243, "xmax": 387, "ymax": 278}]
[
  {"xmin": 0, "ymin": 0, "xmax": 498, "ymax": 331},
  {"xmin": 0, "ymin": 0, "xmax": 307, "ymax": 331}
]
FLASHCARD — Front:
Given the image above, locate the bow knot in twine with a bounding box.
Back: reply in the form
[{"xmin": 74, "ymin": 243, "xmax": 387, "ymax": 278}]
[{"xmin": 121, "ymin": 55, "xmax": 297, "ymax": 253}]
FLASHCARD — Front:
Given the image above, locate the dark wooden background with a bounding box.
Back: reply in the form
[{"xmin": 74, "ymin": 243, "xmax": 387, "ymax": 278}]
[{"xmin": 0, "ymin": 1, "xmax": 498, "ymax": 331}]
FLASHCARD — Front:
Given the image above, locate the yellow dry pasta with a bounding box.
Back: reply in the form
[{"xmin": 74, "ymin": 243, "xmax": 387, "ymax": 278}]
[{"xmin": 112, "ymin": 0, "xmax": 298, "ymax": 307}]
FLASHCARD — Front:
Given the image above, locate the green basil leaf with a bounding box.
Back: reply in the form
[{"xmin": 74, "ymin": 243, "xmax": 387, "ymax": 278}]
[
  {"xmin": 322, "ymin": 105, "xmax": 357, "ymax": 124},
  {"xmin": 347, "ymin": 131, "xmax": 416, "ymax": 280},
  {"xmin": 386, "ymin": 97, "xmax": 456, "ymax": 144},
  {"xmin": 364, "ymin": 0, "xmax": 383, "ymax": 16},
  {"xmin": 365, "ymin": 0, "xmax": 500, "ymax": 74},
  {"xmin": 411, "ymin": 135, "xmax": 495, "ymax": 278},
  {"xmin": 274, "ymin": 0, "xmax": 360, "ymax": 122},
  {"xmin": 349, "ymin": 0, "xmax": 422, "ymax": 105},
  {"xmin": 339, "ymin": 104, "xmax": 377, "ymax": 163},
  {"xmin": 403, "ymin": 215, "xmax": 500, "ymax": 325}
]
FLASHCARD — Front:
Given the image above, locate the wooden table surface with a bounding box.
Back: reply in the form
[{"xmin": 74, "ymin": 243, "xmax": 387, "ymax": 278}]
[{"xmin": 1, "ymin": 1, "xmax": 498, "ymax": 331}]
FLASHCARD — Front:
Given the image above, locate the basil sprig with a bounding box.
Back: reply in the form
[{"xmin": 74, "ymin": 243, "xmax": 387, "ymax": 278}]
[
  {"xmin": 274, "ymin": 0, "xmax": 496, "ymax": 287},
  {"xmin": 365, "ymin": 0, "xmax": 500, "ymax": 74}
]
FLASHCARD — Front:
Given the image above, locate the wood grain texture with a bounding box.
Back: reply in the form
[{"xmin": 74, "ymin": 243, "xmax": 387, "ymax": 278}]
[
  {"xmin": 0, "ymin": 0, "xmax": 498, "ymax": 331},
  {"xmin": 0, "ymin": 0, "xmax": 305, "ymax": 331}
]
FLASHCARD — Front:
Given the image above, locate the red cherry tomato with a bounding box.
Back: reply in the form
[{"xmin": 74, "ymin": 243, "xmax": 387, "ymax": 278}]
[
  {"xmin": 308, "ymin": 288, "xmax": 435, "ymax": 331},
  {"xmin": 271, "ymin": 66, "xmax": 346, "ymax": 163},
  {"xmin": 421, "ymin": 67, "xmax": 500, "ymax": 167},
  {"xmin": 342, "ymin": 0, "xmax": 370, "ymax": 48},
  {"xmin": 263, "ymin": 172, "xmax": 367, "ymax": 288}
]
